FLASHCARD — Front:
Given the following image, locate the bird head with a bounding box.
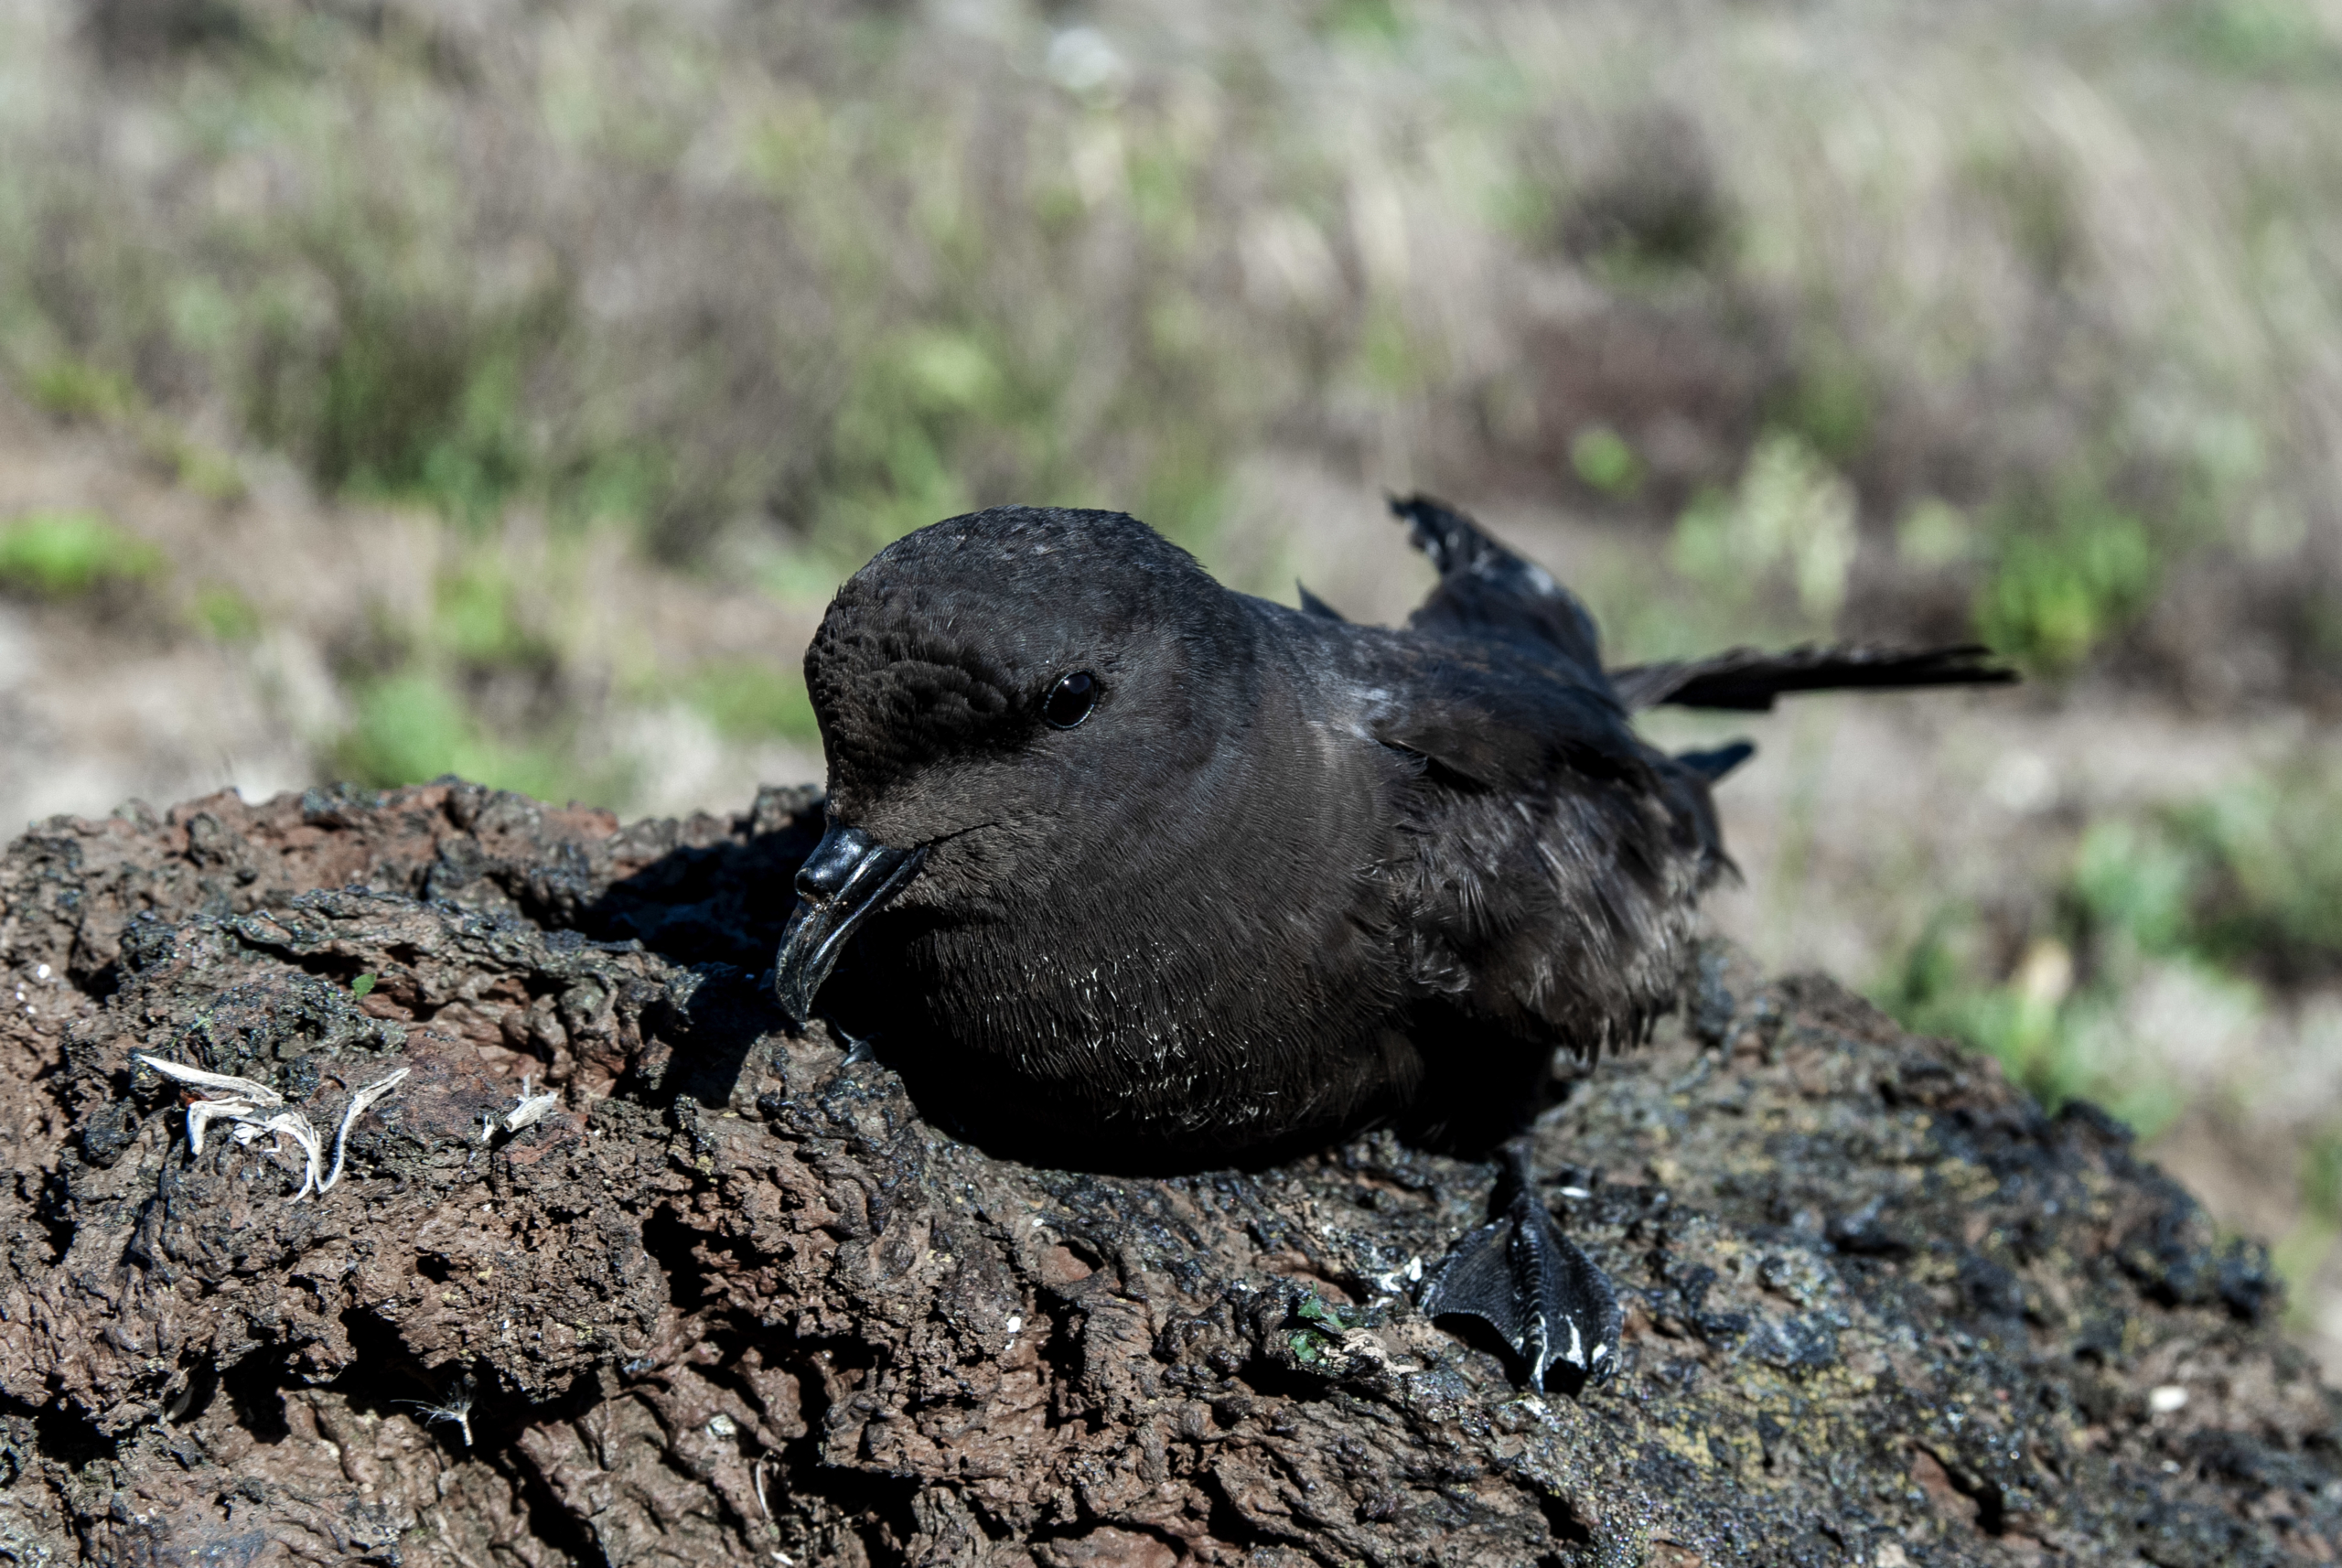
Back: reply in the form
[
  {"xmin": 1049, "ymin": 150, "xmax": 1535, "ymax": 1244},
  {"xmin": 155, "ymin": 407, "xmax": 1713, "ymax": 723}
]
[{"xmin": 775, "ymin": 506, "xmax": 1252, "ymax": 1023}]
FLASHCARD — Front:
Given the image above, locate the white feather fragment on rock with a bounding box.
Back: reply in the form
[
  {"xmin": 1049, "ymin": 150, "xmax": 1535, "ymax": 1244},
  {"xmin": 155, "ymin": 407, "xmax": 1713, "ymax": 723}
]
[
  {"xmin": 502, "ymin": 1073, "xmax": 561, "ymax": 1133},
  {"xmin": 256, "ymin": 1111, "xmax": 324, "ymax": 1200},
  {"xmin": 134, "ymin": 1054, "xmax": 283, "ymax": 1107},
  {"xmin": 322, "ymin": 1067, "xmax": 411, "ymax": 1193},
  {"xmin": 132, "ymin": 1053, "xmax": 411, "ymax": 1201},
  {"xmin": 188, "ymin": 1097, "xmax": 261, "ymax": 1155}
]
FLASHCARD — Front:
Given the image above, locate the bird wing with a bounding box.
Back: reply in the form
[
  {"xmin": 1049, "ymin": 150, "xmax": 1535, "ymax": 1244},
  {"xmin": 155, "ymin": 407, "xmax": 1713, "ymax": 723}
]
[
  {"xmin": 1366, "ymin": 501, "xmax": 2010, "ymax": 1084},
  {"xmin": 1357, "ymin": 641, "xmax": 1719, "ymax": 1071},
  {"xmin": 1608, "ymin": 642, "xmax": 2014, "ymax": 711},
  {"xmin": 1295, "ymin": 582, "xmax": 1347, "ymax": 622},
  {"xmin": 1370, "ymin": 656, "xmax": 1647, "ymax": 793},
  {"xmin": 1391, "ymin": 495, "xmax": 1608, "ymax": 682}
]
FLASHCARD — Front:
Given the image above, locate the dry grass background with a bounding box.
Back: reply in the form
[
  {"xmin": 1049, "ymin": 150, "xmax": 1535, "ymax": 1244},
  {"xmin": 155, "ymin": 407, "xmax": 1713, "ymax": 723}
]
[{"xmin": 5, "ymin": 0, "xmax": 2342, "ymax": 1378}]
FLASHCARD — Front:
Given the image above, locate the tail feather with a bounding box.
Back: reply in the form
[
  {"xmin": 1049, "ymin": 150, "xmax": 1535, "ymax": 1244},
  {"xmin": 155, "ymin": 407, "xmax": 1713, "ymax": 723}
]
[
  {"xmin": 1609, "ymin": 643, "xmax": 2016, "ymax": 713},
  {"xmin": 1674, "ymin": 741, "xmax": 1756, "ymax": 781}
]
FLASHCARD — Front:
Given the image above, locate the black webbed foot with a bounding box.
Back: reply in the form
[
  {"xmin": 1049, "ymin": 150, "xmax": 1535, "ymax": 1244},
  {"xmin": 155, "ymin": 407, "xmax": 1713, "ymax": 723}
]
[{"xmin": 1417, "ymin": 1141, "xmax": 1621, "ymax": 1390}]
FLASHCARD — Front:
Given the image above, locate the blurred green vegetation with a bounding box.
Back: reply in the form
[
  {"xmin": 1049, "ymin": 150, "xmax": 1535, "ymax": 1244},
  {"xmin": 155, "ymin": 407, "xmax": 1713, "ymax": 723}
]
[
  {"xmin": 324, "ymin": 548, "xmax": 595, "ymax": 800},
  {"xmin": 0, "ymin": 3, "xmax": 1273, "ymax": 575},
  {"xmin": 2279, "ymin": 1128, "xmax": 2342, "ymax": 1325},
  {"xmin": 1975, "ymin": 489, "xmax": 2163, "ymax": 675},
  {"xmin": 27, "ymin": 358, "xmax": 135, "ymax": 423},
  {"xmin": 1569, "ymin": 426, "xmax": 1641, "ymax": 499},
  {"xmin": 2182, "ymin": 0, "xmax": 2342, "ymax": 76},
  {"xmin": 0, "ymin": 509, "xmax": 162, "ymax": 598},
  {"xmin": 682, "ymin": 662, "xmax": 822, "ymax": 746},
  {"xmin": 330, "ymin": 671, "xmax": 617, "ymax": 808},
  {"xmin": 190, "ymin": 583, "xmax": 261, "ymax": 642},
  {"xmin": 1672, "ymin": 435, "xmax": 1859, "ymax": 629},
  {"xmin": 0, "ymin": 0, "xmax": 2333, "ymax": 834},
  {"xmin": 8, "ymin": 0, "xmax": 2333, "ymax": 680},
  {"xmin": 1883, "ymin": 766, "xmax": 2342, "ymax": 1135}
]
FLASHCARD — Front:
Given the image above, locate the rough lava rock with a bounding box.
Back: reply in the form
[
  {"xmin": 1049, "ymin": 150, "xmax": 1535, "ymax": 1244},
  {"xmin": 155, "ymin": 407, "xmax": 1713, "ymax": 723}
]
[{"xmin": 0, "ymin": 781, "xmax": 2335, "ymax": 1566}]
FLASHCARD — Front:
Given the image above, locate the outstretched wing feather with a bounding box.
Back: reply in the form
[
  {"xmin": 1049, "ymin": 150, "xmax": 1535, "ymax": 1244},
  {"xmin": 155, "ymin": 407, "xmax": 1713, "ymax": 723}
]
[{"xmin": 1391, "ymin": 494, "xmax": 1607, "ymax": 680}]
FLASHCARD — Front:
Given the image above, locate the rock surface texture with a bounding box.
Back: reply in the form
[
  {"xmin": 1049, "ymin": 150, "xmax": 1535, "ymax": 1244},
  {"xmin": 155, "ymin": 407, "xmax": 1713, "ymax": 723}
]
[{"xmin": 0, "ymin": 782, "xmax": 2334, "ymax": 1567}]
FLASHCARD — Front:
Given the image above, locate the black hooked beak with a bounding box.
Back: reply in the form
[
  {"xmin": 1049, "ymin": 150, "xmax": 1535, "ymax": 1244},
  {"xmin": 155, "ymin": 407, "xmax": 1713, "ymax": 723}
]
[{"xmin": 774, "ymin": 822, "xmax": 929, "ymax": 1026}]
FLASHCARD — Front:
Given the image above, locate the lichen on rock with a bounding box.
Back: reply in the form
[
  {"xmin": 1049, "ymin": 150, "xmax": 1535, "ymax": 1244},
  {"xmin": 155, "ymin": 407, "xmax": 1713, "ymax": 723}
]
[{"xmin": 0, "ymin": 782, "xmax": 2333, "ymax": 1565}]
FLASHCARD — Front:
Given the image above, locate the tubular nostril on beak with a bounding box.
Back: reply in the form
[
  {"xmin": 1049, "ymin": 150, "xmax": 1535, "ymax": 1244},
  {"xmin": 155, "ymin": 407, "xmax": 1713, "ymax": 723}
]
[{"xmin": 795, "ymin": 823, "xmax": 878, "ymax": 903}]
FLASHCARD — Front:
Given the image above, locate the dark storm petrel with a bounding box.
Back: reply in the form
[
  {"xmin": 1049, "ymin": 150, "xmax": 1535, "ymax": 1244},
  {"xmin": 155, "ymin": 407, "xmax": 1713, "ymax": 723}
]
[{"xmin": 773, "ymin": 496, "xmax": 2011, "ymax": 1387}]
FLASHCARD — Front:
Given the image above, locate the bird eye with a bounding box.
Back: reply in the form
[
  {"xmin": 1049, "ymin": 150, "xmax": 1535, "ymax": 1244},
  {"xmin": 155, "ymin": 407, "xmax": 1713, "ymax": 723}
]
[{"xmin": 1043, "ymin": 671, "xmax": 1099, "ymax": 729}]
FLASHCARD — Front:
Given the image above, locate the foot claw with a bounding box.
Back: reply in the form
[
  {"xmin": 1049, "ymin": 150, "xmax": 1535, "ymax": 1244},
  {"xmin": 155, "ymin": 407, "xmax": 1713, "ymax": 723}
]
[{"xmin": 1417, "ymin": 1144, "xmax": 1622, "ymax": 1390}]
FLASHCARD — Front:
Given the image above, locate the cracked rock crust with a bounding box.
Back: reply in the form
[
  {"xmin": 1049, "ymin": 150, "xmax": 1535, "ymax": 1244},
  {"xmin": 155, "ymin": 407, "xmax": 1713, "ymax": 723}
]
[{"xmin": 0, "ymin": 781, "xmax": 2335, "ymax": 1566}]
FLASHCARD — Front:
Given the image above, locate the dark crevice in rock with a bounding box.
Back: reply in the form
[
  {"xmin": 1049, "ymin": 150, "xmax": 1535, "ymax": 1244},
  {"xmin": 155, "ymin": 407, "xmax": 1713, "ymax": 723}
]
[
  {"xmin": 637, "ymin": 1206, "xmax": 724, "ymax": 1315},
  {"xmin": 775, "ymin": 1337, "xmax": 922, "ymax": 1563},
  {"xmin": 215, "ymin": 1345, "xmax": 297, "ymax": 1444},
  {"xmin": 1536, "ymin": 1487, "xmax": 1596, "ymax": 1546},
  {"xmin": 6, "ymin": 1393, "xmax": 115, "ymax": 1472},
  {"xmin": 500, "ymin": 1439, "xmax": 618, "ymax": 1568}
]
